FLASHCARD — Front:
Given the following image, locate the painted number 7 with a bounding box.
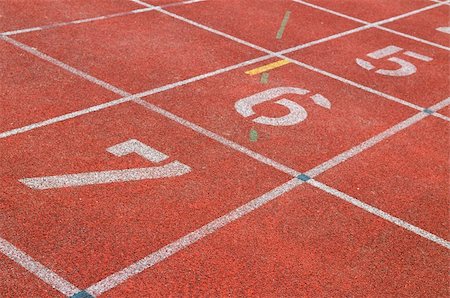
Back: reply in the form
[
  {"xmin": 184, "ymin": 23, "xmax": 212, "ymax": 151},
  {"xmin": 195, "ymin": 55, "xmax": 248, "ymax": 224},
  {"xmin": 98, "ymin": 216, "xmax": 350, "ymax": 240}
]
[{"xmin": 20, "ymin": 139, "xmax": 191, "ymax": 190}]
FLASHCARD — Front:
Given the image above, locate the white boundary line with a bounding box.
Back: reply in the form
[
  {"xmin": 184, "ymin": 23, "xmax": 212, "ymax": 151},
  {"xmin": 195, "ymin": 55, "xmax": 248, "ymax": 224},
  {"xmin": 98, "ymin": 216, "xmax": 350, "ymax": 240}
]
[
  {"xmin": 308, "ymin": 180, "xmax": 450, "ymax": 249},
  {"xmin": 138, "ymin": 0, "xmax": 449, "ymax": 120},
  {"xmin": 0, "ymin": 237, "xmax": 79, "ymax": 296},
  {"xmin": 293, "ymin": 0, "xmax": 450, "ymax": 51},
  {"xmin": 306, "ymin": 97, "xmax": 450, "ymax": 177},
  {"xmin": 0, "ymin": 0, "xmax": 204, "ymax": 36}
]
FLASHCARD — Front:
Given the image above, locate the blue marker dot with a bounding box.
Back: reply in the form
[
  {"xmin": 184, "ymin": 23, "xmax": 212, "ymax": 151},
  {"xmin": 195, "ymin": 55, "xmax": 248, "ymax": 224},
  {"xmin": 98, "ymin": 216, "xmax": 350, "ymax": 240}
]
[{"xmin": 297, "ymin": 174, "xmax": 311, "ymax": 181}]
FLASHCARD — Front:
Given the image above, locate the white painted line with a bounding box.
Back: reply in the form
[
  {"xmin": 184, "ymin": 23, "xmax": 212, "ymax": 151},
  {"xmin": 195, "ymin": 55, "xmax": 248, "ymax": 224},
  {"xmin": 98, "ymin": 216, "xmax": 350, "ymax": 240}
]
[
  {"xmin": 133, "ymin": 98, "xmax": 300, "ymax": 177},
  {"xmin": 0, "ymin": 97, "xmax": 132, "ymax": 139},
  {"xmin": 308, "ymin": 179, "xmax": 450, "ymax": 249},
  {"xmin": 305, "ymin": 96, "xmax": 450, "ymax": 178},
  {"xmin": 404, "ymin": 51, "xmax": 433, "ymax": 62},
  {"xmin": 0, "ymin": 35, "xmax": 130, "ymax": 97},
  {"xmin": 305, "ymin": 113, "xmax": 428, "ymax": 177},
  {"xmin": 0, "ymin": 237, "xmax": 80, "ymax": 296},
  {"xmin": 0, "ymin": 0, "xmax": 202, "ymax": 36},
  {"xmin": 292, "ymin": 0, "xmax": 450, "ymax": 51},
  {"xmin": 85, "ymin": 178, "xmax": 303, "ymax": 296},
  {"xmin": 429, "ymin": 97, "xmax": 450, "ymax": 110}
]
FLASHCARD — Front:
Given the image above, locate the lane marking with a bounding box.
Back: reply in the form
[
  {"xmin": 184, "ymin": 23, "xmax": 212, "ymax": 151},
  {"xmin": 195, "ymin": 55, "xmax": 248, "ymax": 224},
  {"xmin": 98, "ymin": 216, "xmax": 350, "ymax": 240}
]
[
  {"xmin": 85, "ymin": 178, "xmax": 303, "ymax": 296},
  {"xmin": 306, "ymin": 97, "xmax": 450, "ymax": 177},
  {"xmin": 292, "ymin": 0, "xmax": 450, "ymax": 51},
  {"xmin": 0, "ymin": 97, "xmax": 132, "ymax": 139},
  {"xmin": 0, "ymin": 0, "xmax": 203, "ymax": 36},
  {"xmin": 245, "ymin": 59, "xmax": 290, "ymax": 75},
  {"xmin": 260, "ymin": 72, "xmax": 269, "ymax": 84},
  {"xmin": 308, "ymin": 179, "xmax": 450, "ymax": 249},
  {"xmin": 0, "ymin": 237, "xmax": 80, "ymax": 296},
  {"xmin": 276, "ymin": 10, "xmax": 291, "ymax": 39}
]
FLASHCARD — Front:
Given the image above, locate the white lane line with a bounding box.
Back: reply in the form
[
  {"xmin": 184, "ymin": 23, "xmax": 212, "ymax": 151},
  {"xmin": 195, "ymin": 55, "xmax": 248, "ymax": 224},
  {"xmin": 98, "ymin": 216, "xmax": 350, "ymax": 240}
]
[
  {"xmin": 293, "ymin": 0, "xmax": 450, "ymax": 51},
  {"xmin": 85, "ymin": 178, "xmax": 303, "ymax": 296},
  {"xmin": 0, "ymin": 35, "xmax": 130, "ymax": 97},
  {"xmin": 138, "ymin": 0, "xmax": 448, "ymax": 119},
  {"xmin": 306, "ymin": 113, "xmax": 428, "ymax": 177},
  {"xmin": 306, "ymin": 97, "xmax": 450, "ymax": 177},
  {"xmin": 133, "ymin": 98, "xmax": 300, "ymax": 177},
  {"xmin": 0, "ymin": 237, "xmax": 80, "ymax": 296},
  {"xmin": 308, "ymin": 179, "xmax": 450, "ymax": 249},
  {"xmin": 0, "ymin": 97, "xmax": 132, "ymax": 139},
  {"xmin": 0, "ymin": 0, "xmax": 203, "ymax": 36}
]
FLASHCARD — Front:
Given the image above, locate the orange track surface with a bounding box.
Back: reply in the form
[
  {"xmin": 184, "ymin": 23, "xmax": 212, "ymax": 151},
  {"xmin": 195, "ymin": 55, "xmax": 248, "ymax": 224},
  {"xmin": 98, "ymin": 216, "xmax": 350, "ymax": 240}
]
[{"xmin": 0, "ymin": 0, "xmax": 449, "ymax": 297}]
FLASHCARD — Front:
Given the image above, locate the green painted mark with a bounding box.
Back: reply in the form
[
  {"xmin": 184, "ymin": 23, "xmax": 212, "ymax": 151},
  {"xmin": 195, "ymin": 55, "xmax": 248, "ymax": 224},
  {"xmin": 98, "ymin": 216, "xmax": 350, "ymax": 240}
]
[
  {"xmin": 260, "ymin": 72, "xmax": 269, "ymax": 84},
  {"xmin": 276, "ymin": 11, "xmax": 291, "ymax": 39},
  {"xmin": 249, "ymin": 128, "xmax": 259, "ymax": 142}
]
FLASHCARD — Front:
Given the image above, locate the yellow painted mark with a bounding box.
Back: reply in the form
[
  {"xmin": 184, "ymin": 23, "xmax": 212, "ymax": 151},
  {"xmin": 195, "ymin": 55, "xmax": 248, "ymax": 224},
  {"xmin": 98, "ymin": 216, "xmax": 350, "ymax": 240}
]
[{"xmin": 245, "ymin": 59, "xmax": 291, "ymax": 76}]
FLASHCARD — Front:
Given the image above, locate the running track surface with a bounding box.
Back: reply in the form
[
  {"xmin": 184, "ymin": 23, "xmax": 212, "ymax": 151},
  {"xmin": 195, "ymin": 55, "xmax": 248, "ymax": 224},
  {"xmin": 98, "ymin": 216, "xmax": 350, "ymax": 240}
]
[{"xmin": 0, "ymin": 0, "xmax": 449, "ymax": 297}]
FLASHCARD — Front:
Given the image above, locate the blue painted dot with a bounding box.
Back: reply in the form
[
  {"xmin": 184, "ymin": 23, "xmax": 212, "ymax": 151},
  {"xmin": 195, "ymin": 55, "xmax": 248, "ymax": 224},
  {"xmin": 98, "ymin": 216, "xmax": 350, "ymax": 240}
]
[
  {"xmin": 423, "ymin": 109, "xmax": 434, "ymax": 114},
  {"xmin": 71, "ymin": 291, "xmax": 94, "ymax": 298},
  {"xmin": 297, "ymin": 174, "xmax": 311, "ymax": 181}
]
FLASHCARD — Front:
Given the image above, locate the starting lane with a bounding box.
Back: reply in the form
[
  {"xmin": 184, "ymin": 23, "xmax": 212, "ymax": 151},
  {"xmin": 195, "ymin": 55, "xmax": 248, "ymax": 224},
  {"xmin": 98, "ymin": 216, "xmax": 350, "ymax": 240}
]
[
  {"xmin": 318, "ymin": 116, "xmax": 449, "ymax": 240},
  {"xmin": 0, "ymin": 40, "xmax": 119, "ymax": 134},
  {"xmin": 0, "ymin": 103, "xmax": 290, "ymax": 289},
  {"xmin": 102, "ymin": 184, "xmax": 448, "ymax": 297},
  {"xmin": 287, "ymin": 28, "xmax": 450, "ymax": 108},
  {"xmin": 14, "ymin": 9, "xmax": 261, "ymax": 94},
  {"xmin": 142, "ymin": 59, "xmax": 416, "ymax": 173}
]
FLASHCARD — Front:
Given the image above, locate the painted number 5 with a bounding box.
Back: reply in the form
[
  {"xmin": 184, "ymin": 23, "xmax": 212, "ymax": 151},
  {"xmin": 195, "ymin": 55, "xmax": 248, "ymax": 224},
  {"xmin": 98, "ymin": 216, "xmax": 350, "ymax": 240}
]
[{"xmin": 356, "ymin": 45, "xmax": 432, "ymax": 77}]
